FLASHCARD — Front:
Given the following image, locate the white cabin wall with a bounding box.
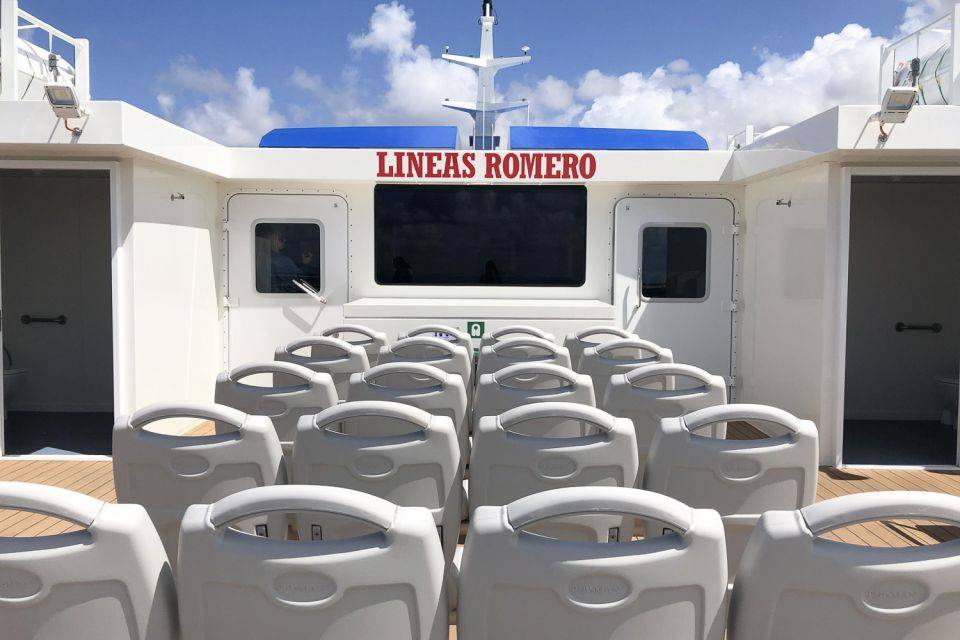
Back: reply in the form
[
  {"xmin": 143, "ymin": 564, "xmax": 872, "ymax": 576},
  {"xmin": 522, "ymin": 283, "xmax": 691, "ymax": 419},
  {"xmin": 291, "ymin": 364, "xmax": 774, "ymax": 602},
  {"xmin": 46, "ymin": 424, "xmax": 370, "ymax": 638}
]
[
  {"xmin": 740, "ymin": 164, "xmax": 836, "ymax": 460},
  {"xmin": 118, "ymin": 160, "xmax": 221, "ymax": 414}
]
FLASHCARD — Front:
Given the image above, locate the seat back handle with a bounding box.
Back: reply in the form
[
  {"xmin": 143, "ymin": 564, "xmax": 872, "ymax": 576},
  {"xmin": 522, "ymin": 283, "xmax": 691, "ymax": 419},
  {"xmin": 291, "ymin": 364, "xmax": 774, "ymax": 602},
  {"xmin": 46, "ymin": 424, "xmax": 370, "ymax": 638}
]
[
  {"xmin": 0, "ymin": 482, "xmax": 103, "ymax": 527},
  {"xmin": 129, "ymin": 402, "xmax": 248, "ymax": 431},
  {"xmin": 683, "ymin": 403, "xmax": 803, "ymax": 435},
  {"xmin": 802, "ymin": 491, "xmax": 960, "ymax": 534},
  {"xmin": 363, "ymin": 362, "xmax": 448, "ymax": 386},
  {"xmin": 313, "ymin": 400, "xmax": 434, "ymax": 432},
  {"xmin": 507, "ymin": 487, "xmax": 694, "ymax": 534},
  {"xmin": 229, "ymin": 361, "xmax": 316, "ymax": 385},
  {"xmin": 498, "ymin": 403, "xmax": 616, "ymax": 433},
  {"xmin": 493, "ymin": 363, "xmax": 581, "ymax": 387},
  {"xmin": 209, "ymin": 485, "xmax": 397, "ymax": 530}
]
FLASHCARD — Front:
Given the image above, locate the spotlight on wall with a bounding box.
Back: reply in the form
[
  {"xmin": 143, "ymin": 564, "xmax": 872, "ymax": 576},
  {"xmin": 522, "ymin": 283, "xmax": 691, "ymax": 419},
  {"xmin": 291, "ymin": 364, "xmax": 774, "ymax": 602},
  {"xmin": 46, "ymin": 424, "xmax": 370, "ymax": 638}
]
[
  {"xmin": 44, "ymin": 83, "xmax": 88, "ymax": 119},
  {"xmin": 879, "ymin": 87, "xmax": 918, "ymax": 125}
]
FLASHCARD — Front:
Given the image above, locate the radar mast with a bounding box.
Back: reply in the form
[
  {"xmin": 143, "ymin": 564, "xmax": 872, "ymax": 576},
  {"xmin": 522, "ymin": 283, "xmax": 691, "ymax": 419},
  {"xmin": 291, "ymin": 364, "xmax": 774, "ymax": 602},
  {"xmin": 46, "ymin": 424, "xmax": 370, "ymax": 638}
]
[{"xmin": 442, "ymin": 0, "xmax": 530, "ymax": 150}]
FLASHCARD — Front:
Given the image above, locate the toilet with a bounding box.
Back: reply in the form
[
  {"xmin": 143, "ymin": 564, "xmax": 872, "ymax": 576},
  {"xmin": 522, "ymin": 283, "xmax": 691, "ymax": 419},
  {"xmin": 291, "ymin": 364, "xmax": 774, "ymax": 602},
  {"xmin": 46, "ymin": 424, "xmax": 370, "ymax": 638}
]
[
  {"xmin": 936, "ymin": 374, "xmax": 959, "ymax": 428},
  {"xmin": 2, "ymin": 367, "xmax": 26, "ymax": 414}
]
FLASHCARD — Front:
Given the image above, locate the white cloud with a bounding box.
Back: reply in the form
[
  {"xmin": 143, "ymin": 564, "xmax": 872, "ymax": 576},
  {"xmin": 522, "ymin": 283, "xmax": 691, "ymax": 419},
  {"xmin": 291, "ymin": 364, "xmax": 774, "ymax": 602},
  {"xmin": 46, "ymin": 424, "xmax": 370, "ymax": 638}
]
[
  {"xmin": 575, "ymin": 23, "xmax": 885, "ymax": 147},
  {"xmin": 156, "ymin": 92, "xmax": 175, "ymax": 119},
  {"xmin": 155, "ymin": 59, "xmax": 286, "ymax": 146},
  {"xmin": 344, "ymin": 2, "xmax": 477, "ymax": 129},
  {"xmin": 349, "ymin": 1, "xmax": 417, "ymax": 59},
  {"xmin": 156, "ymin": 0, "xmax": 948, "ymax": 148},
  {"xmin": 899, "ymin": 0, "xmax": 955, "ymax": 34}
]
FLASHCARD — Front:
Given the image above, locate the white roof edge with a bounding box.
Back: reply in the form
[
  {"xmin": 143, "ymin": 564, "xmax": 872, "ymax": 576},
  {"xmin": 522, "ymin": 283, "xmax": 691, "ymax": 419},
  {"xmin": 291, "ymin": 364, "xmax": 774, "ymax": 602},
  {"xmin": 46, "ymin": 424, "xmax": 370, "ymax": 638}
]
[
  {"xmin": 3, "ymin": 101, "xmax": 960, "ymax": 184},
  {"xmin": 732, "ymin": 105, "xmax": 960, "ymax": 181}
]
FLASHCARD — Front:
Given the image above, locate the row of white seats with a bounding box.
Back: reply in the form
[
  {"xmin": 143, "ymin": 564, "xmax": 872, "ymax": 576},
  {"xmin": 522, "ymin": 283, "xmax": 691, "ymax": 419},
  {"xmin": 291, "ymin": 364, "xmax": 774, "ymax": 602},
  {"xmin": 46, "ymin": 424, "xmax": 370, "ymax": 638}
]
[
  {"xmin": 274, "ymin": 323, "xmax": 673, "ymax": 398},
  {"xmin": 213, "ymin": 355, "xmax": 712, "ymax": 465},
  {"xmin": 4, "ymin": 480, "xmax": 960, "ymax": 639},
  {"xmin": 113, "ymin": 398, "xmax": 818, "ymax": 579}
]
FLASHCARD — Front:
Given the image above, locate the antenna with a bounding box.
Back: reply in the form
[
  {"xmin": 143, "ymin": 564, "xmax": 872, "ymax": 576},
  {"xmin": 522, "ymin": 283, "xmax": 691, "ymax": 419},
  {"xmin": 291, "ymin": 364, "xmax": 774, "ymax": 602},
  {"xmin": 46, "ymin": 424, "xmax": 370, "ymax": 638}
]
[{"xmin": 442, "ymin": 1, "xmax": 531, "ymax": 150}]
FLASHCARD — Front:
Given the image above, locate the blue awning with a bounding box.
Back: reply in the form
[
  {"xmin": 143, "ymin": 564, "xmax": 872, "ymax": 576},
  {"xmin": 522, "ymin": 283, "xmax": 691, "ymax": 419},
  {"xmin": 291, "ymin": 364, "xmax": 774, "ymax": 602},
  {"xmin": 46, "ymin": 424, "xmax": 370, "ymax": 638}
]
[
  {"xmin": 259, "ymin": 126, "xmax": 460, "ymax": 149},
  {"xmin": 510, "ymin": 126, "xmax": 708, "ymax": 151}
]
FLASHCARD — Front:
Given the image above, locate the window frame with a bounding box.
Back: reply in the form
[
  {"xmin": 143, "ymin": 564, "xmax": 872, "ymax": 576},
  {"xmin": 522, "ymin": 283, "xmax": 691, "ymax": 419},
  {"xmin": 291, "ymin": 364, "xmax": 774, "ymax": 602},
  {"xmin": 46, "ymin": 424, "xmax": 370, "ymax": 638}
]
[
  {"xmin": 251, "ymin": 218, "xmax": 325, "ymax": 297},
  {"xmin": 638, "ymin": 222, "xmax": 711, "ymax": 303},
  {"xmin": 372, "ymin": 184, "xmax": 588, "ymax": 288}
]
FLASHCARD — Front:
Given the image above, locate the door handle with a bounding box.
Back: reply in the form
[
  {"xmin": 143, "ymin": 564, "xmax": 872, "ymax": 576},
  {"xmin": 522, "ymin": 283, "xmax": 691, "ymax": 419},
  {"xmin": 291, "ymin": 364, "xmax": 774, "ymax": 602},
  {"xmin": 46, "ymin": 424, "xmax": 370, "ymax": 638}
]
[
  {"xmin": 292, "ymin": 279, "xmax": 327, "ymax": 304},
  {"xmin": 21, "ymin": 314, "xmax": 67, "ymax": 325},
  {"xmin": 895, "ymin": 322, "xmax": 942, "ymax": 333}
]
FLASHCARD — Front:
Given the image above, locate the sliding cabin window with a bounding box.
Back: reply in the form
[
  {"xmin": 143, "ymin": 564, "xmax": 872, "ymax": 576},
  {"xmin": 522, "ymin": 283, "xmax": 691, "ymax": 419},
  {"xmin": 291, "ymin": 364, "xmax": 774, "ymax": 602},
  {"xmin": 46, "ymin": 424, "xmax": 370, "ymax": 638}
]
[
  {"xmin": 374, "ymin": 185, "xmax": 587, "ymax": 286},
  {"xmin": 640, "ymin": 225, "xmax": 708, "ymax": 300},
  {"xmin": 254, "ymin": 222, "xmax": 323, "ymax": 294}
]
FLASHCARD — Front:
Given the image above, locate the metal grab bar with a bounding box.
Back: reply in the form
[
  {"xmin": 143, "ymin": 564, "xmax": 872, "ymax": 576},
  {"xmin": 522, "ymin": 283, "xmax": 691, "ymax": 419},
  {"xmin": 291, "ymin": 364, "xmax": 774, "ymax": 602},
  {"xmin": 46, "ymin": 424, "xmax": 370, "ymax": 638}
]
[
  {"xmin": 21, "ymin": 314, "xmax": 67, "ymax": 326},
  {"xmin": 895, "ymin": 322, "xmax": 942, "ymax": 334}
]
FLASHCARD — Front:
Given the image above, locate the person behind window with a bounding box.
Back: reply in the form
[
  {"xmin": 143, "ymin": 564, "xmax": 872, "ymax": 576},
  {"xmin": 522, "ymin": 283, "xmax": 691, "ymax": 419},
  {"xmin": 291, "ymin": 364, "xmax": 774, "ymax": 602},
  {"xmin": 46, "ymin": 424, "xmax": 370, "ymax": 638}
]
[
  {"xmin": 267, "ymin": 229, "xmax": 302, "ymax": 292},
  {"xmin": 298, "ymin": 240, "xmax": 320, "ymax": 288},
  {"xmin": 479, "ymin": 260, "xmax": 502, "ymax": 284},
  {"xmin": 392, "ymin": 256, "xmax": 413, "ymax": 283}
]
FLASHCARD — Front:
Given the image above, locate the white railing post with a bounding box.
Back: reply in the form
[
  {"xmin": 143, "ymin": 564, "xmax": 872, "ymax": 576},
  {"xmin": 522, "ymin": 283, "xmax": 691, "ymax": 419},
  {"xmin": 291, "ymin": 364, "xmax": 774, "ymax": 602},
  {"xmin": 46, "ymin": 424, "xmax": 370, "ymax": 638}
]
[
  {"xmin": 0, "ymin": 0, "xmax": 19, "ymax": 101},
  {"xmin": 951, "ymin": 2, "xmax": 960, "ymax": 105},
  {"xmin": 74, "ymin": 37, "xmax": 90, "ymax": 100}
]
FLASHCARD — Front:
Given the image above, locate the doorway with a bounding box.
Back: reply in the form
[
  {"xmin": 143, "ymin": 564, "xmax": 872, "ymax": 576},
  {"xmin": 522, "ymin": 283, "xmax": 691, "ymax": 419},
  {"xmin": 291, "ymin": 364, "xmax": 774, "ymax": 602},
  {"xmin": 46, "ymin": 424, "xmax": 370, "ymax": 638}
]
[
  {"xmin": 843, "ymin": 175, "xmax": 960, "ymax": 465},
  {"xmin": 0, "ymin": 170, "xmax": 114, "ymax": 455}
]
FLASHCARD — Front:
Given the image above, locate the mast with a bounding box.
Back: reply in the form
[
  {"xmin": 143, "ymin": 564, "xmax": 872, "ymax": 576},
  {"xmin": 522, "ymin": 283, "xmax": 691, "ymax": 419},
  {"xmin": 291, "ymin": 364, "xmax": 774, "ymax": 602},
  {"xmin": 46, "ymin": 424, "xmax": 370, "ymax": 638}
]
[{"xmin": 442, "ymin": 0, "xmax": 530, "ymax": 150}]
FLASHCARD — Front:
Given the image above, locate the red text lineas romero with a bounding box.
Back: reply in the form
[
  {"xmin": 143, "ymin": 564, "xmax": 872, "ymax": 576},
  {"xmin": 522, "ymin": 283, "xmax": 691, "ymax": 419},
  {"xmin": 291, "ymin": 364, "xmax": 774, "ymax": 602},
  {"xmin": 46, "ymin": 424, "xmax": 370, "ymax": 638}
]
[{"xmin": 377, "ymin": 151, "xmax": 597, "ymax": 180}]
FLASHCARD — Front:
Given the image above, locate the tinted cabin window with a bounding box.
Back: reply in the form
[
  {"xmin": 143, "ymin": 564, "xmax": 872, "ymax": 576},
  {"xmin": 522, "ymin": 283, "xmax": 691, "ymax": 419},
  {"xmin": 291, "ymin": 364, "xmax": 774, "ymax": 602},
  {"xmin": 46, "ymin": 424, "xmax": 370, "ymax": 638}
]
[
  {"xmin": 374, "ymin": 185, "xmax": 587, "ymax": 286},
  {"xmin": 641, "ymin": 226, "xmax": 708, "ymax": 299},
  {"xmin": 254, "ymin": 222, "xmax": 322, "ymax": 294}
]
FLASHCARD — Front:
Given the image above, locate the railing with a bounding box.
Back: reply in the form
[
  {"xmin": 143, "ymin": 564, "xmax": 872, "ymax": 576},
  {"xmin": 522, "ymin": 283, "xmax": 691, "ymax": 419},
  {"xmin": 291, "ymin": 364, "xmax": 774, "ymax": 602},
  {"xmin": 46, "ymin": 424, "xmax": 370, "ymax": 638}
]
[
  {"xmin": 726, "ymin": 125, "xmax": 755, "ymax": 151},
  {"xmin": 0, "ymin": 0, "xmax": 89, "ymax": 101},
  {"xmin": 879, "ymin": 4, "xmax": 959, "ymax": 105}
]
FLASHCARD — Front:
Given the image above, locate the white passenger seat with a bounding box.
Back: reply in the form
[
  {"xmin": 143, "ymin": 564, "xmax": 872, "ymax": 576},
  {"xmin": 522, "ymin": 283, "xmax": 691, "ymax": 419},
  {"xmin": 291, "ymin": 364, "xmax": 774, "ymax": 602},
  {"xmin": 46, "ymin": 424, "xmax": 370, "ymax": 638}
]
[
  {"xmin": 602, "ymin": 363, "xmax": 727, "ymax": 476},
  {"xmin": 0, "ymin": 482, "xmax": 178, "ymax": 640},
  {"xmin": 579, "ymin": 337, "xmax": 673, "ymax": 401},
  {"xmin": 274, "ymin": 335, "xmax": 369, "ymax": 400},
  {"xmin": 214, "ymin": 361, "xmax": 338, "ymax": 455},
  {"xmin": 470, "ymin": 403, "xmax": 640, "ymax": 541},
  {"xmin": 729, "ymin": 491, "xmax": 960, "ymax": 639},
  {"xmin": 458, "ymin": 486, "xmax": 728, "ymax": 640},
  {"xmin": 400, "ymin": 323, "xmax": 473, "ymax": 353},
  {"xmin": 643, "ymin": 403, "xmax": 818, "ymax": 579},
  {"xmin": 475, "ymin": 336, "xmax": 572, "ymax": 378},
  {"xmin": 321, "ymin": 324, "xmax": 388, "ymax": 365},
  {"xmin": 177, "ymin": 485, "xmax": 448, "ymax": 640},
  {"xmin": 380, "ymin": 335, "xmax": 473, "ymax": 390},
  {"xmin": 562, "ymin": 325, "xmax": 636, "ymax": 370},
  {"xmin": 473, "ymin": 363, "xmax": 596, "ymax": 434},
  {"xmin": 347, "ymin": 362, "xmax": 469, "ymax": 458},
  {"xmin": 112, "ymin": 402, "xmax": 286, "ymax": 565},
  {"xmin": 291, "ymin": 401, "xmax": 462, "ymax": 563}
]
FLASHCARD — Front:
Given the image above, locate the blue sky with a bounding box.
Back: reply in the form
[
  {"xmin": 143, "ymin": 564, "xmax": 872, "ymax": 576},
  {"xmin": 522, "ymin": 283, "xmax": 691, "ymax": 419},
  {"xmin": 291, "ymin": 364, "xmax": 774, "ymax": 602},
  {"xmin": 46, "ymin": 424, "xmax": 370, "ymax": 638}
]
[{"xmin": 19, "ymin": 0, "xmax": 951, "ymax": 147}]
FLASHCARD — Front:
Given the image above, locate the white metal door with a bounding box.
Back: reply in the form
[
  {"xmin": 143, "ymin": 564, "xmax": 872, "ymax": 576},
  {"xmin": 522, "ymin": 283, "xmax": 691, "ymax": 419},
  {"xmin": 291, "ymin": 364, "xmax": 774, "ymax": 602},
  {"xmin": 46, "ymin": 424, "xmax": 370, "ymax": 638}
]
[
  {"xmin": 614, "ymin": 197, "xmax": 736, "ymax": 379},
  {"xmin": 226, "ymin": 194, "xmax": 348, "ymax": 367}
]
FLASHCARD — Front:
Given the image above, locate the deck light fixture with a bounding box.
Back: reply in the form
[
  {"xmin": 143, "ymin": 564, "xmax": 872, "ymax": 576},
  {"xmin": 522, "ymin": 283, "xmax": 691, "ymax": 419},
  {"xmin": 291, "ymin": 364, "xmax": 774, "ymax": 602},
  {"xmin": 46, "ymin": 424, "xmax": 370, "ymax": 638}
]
[
  {"xmin": 879, "ymin": 87, "xmax": 918, "ymax": 125},
  {"xmin": 44, "ymin": 82, "xmax": 87, "ymax": 120}
]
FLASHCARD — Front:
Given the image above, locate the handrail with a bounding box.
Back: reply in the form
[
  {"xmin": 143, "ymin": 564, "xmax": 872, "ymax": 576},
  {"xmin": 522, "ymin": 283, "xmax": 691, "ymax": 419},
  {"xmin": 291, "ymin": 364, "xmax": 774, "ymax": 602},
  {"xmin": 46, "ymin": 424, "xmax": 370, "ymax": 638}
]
[
  {"xmin": 17, "ymin": 7, "xmax": 79, "ymax": 46},
  {"xmin": 4, "ymin": 4, "xmax": 90, "ymax": 101}
]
